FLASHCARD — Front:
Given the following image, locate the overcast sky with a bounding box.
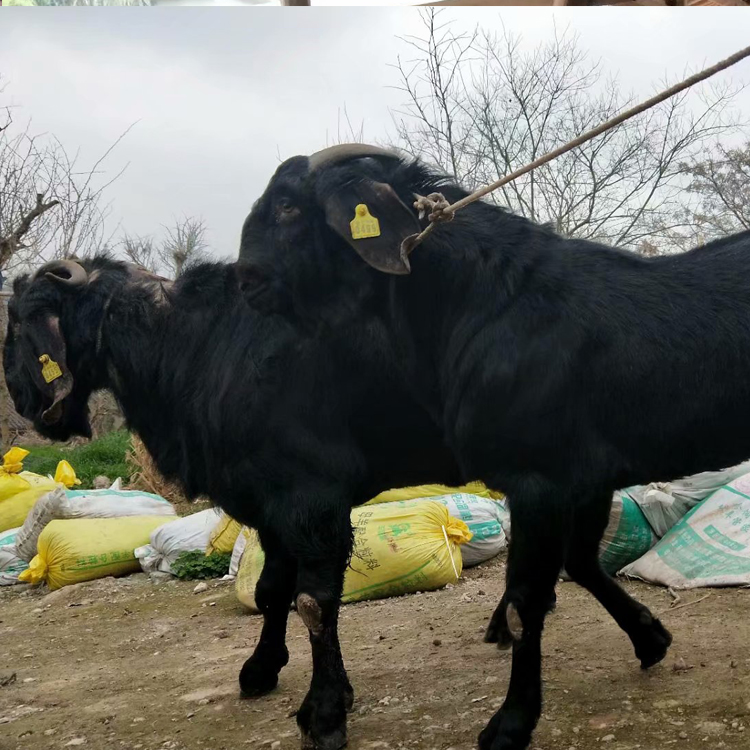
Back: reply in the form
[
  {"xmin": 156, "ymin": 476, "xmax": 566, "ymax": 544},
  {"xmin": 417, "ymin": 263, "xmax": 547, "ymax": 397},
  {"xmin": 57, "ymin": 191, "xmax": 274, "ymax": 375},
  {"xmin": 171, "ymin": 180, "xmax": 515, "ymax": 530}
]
[{"xmin": 1, "ymin": 8, "xmax": 749, "ymax": 260}]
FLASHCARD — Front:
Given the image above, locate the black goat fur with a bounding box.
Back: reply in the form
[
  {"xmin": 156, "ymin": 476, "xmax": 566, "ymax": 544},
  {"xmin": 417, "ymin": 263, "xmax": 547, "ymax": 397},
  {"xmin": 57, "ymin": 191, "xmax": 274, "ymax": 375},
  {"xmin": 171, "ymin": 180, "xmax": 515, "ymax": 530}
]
[
  {"xmin": 236, "ymin": 150, "xmax": 750, "ymax": 750},
  {"xmin": 9, "ymin": 148, "xmax": 750, "ymax": 750}
]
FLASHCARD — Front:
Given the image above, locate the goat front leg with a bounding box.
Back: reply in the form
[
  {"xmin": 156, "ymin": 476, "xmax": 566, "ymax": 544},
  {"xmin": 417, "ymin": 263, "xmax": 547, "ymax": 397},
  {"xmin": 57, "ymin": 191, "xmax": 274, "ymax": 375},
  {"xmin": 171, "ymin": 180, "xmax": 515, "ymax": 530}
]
[
  {"xmin": 240, "ymin": 537, "xmax": 296, "ymax": 697},
  {"xmin": 479, "ymin": 491, "xmax": 566, "ymax": 750},
  {"xmin": 293, "ymin": 512, "xmax": 354, "ymax": 750}
]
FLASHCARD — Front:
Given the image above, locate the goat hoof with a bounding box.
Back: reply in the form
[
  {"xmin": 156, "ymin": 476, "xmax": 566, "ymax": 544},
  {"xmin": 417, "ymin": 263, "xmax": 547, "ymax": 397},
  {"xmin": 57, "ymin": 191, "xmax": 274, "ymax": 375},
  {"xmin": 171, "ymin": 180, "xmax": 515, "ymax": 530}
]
[
  {"xmin": 634, "ymin": 613, "xmax": 673, "ymax": 670},
  {"xmin": 300, "ymin": 726, "xmax": 347, "ymax": 750},
  {"xmin": 239, "ymin": 659, "xmax": 280, "ymax": 697},
  {"xmin": 478, "ymin": 706, "xmax": 534, "ymax": 750}
]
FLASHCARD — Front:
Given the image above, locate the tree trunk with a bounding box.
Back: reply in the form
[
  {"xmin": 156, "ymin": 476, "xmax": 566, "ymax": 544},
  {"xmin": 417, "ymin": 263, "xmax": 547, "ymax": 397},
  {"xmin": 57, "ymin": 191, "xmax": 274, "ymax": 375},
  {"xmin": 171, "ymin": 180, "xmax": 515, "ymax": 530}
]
[{"xmin": 0, "ymin": 295, "xmax": 12, "ymax": 452}]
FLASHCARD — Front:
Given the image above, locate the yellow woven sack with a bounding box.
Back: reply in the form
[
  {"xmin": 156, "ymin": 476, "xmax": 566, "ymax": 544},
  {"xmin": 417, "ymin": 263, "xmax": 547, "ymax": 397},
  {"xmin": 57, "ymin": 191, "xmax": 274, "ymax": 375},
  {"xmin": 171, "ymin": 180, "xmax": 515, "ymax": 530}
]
[
  {"xmin": 366, "ymin": 480, "xmax": 503, "ymax": 505},
  {"xmin": 0, "ymin": 448, "xmax": 33, "ymax": 508},
  {"xmin": 19, "ymin": 515, "xmax": 173, "ymax": 590},
  {"xmin": 0, "ymin": 453, "xmax": 81, "ymax": 533},
  {"xmin": 206, "ymin": 512, "xmax": 243, "ymax": 555},
  {"xmin": 237, "ymin": 500, "xmax": 472, "ymax": 613},
  {"xmin": 53, "ymin": 460, "xmax": 81, "ymax": 488}
]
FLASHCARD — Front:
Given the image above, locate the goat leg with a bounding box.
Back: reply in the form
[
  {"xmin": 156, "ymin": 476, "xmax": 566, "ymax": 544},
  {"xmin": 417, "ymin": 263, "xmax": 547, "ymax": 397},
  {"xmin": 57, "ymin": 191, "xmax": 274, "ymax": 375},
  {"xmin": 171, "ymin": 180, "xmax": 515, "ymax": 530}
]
[
  {"xmin": 239, "ymin": 541, "xmax": 296, "ymax": 697},
  {"xmin": 564, "ymin": 493, "xmax": 672, "ymax": 669},
  {"xmin": 294, "ymin": 536, "xmax": 353, "ymax": 750},
  {"xmin": 479, "ymin": 491, "xmax": 565, "ymax": 750}
]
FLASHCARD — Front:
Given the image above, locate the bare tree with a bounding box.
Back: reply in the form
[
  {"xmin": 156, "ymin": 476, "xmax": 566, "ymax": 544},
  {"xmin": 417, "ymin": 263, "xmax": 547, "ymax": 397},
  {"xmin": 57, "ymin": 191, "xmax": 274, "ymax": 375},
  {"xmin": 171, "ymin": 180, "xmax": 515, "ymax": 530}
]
[
  {"xmin": 677, "ymin": 142, "xmax": 750, "ymax": 242},
  {"xmin": 0, "ymin": 77, "xmax": 128, "ymax": 449},
  {"xmin": 325, "ymin": 105, "xmax": 366, "ymax": 147},
  {"xmin": 159, "ymin": 217, "xmax": 209, "ymax": 276},
  {"xmin": 0, "ymin": 78, "xmax": 130, "ymax": 275},
  {"xmin": 120, "ymin": 233, "xmax": 162, "ymax": 273},
  {"xmin": 390, "ymin": 10, "xmax": 743, "ymax": 253}
]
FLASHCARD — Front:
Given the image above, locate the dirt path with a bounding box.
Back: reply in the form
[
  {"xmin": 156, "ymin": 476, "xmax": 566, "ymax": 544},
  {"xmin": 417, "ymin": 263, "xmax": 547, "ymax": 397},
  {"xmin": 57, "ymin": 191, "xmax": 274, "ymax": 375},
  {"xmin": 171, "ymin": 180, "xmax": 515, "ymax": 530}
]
[{"xmin": 1, "ymin": 556, "xmax": 749, "ymax": 750}]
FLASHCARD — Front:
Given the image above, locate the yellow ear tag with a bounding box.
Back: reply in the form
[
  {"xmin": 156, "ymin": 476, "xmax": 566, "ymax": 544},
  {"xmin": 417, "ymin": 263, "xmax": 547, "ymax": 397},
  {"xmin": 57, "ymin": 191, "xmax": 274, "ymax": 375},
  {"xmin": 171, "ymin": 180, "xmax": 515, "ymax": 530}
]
[
  {"xmin": 39, "ymin": 354, "xmax": 63, "ymax": 384},
  {"xmin": 349, "ymin": 204, "xmax": 381, "ymax": 240}
]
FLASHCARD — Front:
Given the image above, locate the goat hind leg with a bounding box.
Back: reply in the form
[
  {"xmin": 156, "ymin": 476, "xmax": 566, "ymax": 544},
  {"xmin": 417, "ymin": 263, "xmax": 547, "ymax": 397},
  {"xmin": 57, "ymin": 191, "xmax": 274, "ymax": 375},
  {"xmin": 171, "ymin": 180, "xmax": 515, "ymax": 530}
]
[
  {"xmin": 239, "ymin": 541, "xmax": 296, "ymax": 697},
  {"xmin": 564, "ymin": 493, "xmax": 672, "ymax": 669}
]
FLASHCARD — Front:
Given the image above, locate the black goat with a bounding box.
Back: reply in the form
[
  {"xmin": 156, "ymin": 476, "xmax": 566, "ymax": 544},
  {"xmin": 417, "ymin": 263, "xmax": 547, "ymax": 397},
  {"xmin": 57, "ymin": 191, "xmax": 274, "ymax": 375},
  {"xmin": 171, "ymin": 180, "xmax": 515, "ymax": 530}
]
[
  {"xmin": 239, "ymin": 143, "xmax": 750, "ymax": 750},
  {"xmin": 4, "ymin": 256, "xmax": 463, "ymax": 750}
]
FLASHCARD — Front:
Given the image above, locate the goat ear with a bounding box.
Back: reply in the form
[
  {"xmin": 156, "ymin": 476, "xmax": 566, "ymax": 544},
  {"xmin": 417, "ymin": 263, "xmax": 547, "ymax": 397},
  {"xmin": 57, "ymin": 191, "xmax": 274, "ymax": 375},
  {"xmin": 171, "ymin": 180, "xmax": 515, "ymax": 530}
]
[
  {"xmin": 22, "ymin": 314, "xmax": 74, "ymax": 425},
  {"xmin": 319, "ymin": 180, "xmax": 420, "ymax": 275}
]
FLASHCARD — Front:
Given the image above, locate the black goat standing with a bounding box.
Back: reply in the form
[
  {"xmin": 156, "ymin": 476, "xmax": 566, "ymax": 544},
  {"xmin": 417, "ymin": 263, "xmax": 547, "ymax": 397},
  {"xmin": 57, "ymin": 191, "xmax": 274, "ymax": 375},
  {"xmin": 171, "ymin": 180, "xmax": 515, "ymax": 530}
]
[
  {"xmin": 238, "ymin": 144, "xmax": 750, "ymax": 750},
  {"xmin": 3, "ymin": 257, "xmax": 463, "ymax": 750}
]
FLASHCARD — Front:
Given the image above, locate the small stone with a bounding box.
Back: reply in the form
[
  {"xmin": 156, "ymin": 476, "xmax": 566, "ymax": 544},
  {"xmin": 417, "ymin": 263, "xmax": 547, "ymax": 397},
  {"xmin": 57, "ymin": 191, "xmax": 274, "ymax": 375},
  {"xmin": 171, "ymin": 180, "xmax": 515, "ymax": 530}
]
[
  {"xmin": 601, "ymin": 735, "xmax": 615, "ymax": 743},
  {"xmin": 43, "ymin": 729, "xmax": 56, "ymax": 736},
  {"xmin": 132, "ymin": 717, "xmax": 145, "ymax": 723},
  {"xmin": 679, "ymin": 732, "xmax": 688, "ymax": 739},
  {"xmin": 193, "ymin": 582, "xmax": 209, "ymax": 594},
  {"xmin": 271, "ymin": 743, "xmax": 281, "ymax": 750},
  {"xmin": 433, "ymin": 639, "xmax": 442, "ymax": 647},
  {"xmin": 22, "ymin": 678, "xmax": 36, "ymax": 683},
  {"xmin": 673, "ymin": 657, "xmax": 692, "ymax": 672},
  {"xmin": 65, "ymin": 739, "xmax": 86, "ymax": 747},
  {"xmin": 485, "ymin": 676, "xmax": 499, "ymax": 684},
  {"xmin": 730, "ymin": 660, "xmax": 738, "ymax": 668}
]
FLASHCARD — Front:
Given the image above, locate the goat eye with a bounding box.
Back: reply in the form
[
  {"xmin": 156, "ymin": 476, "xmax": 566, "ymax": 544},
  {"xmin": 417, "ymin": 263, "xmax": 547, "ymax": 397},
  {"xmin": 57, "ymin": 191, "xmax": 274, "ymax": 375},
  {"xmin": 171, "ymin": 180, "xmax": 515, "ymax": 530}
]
[{"xmin": 278, "ymin": 200, "xmax": 295, "ymax": 214}]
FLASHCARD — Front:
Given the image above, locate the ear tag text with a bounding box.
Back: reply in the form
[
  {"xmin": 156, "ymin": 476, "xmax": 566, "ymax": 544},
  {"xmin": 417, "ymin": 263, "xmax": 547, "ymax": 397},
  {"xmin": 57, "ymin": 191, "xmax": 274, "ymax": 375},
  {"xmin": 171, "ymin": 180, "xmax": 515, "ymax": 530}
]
[
  {"xmin": 350, "ymin": 204, "xmax": 381, "ymax": 240},
  {"xmin": 39, "ymin": 354, "xmax": 63, "ymax": 384}
]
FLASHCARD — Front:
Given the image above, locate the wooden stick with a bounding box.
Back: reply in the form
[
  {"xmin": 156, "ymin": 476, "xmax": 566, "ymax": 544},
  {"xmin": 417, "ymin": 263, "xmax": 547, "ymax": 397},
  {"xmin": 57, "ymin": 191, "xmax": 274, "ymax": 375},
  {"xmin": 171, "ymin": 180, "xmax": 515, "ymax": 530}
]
[{"xmin": 659, "ymin": 592, "xmax": 712, "ymax": 615}]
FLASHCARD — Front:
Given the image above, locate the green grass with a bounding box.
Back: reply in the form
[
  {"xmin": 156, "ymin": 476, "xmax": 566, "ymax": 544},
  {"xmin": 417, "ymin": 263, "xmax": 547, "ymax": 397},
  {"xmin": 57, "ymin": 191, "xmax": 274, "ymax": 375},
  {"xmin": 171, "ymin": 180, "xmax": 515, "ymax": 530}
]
[{"xmin": 19, "ymin": 431, "xmax": 132, "ymax": 489}]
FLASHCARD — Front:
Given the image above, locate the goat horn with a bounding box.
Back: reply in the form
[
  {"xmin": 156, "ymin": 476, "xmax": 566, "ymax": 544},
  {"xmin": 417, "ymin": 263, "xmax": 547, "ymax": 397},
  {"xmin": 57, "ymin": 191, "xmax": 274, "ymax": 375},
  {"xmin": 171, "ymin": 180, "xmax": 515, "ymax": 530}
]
[
  {"xmin": 35, "ymin": 259, "xmax": 88, "ymax": 288},
  {"xmin": 307, "ymin": 143, "xmax": 402, "ymax": 172}
]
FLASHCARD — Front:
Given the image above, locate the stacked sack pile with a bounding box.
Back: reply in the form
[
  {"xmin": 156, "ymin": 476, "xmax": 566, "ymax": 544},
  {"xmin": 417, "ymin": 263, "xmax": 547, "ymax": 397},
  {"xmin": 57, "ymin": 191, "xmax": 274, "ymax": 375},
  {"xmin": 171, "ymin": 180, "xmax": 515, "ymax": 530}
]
[{"xmin": 0, "ymin": 448, "xmax": 176, "ymax": 590}]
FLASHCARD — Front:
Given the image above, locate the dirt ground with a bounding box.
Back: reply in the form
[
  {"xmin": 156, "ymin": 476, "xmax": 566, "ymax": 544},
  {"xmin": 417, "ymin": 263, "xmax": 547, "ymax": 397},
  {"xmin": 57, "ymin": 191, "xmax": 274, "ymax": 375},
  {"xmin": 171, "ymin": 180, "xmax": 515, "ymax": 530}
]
[{"xmin": 1, "ymin": 555, "xmax": 749, "ymax": 750}]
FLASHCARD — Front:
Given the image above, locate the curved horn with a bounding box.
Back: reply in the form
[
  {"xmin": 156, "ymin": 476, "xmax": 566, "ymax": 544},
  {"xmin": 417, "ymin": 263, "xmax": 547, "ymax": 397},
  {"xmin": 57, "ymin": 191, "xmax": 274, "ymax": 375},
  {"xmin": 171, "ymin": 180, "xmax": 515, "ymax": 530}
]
[
  {"xmin": 307, "ymin": 143, "xmax": 403, "ymax": 172},
  {"xmin": 35, "ymin": 259, "xmax": 88, "ymax": 288}
]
